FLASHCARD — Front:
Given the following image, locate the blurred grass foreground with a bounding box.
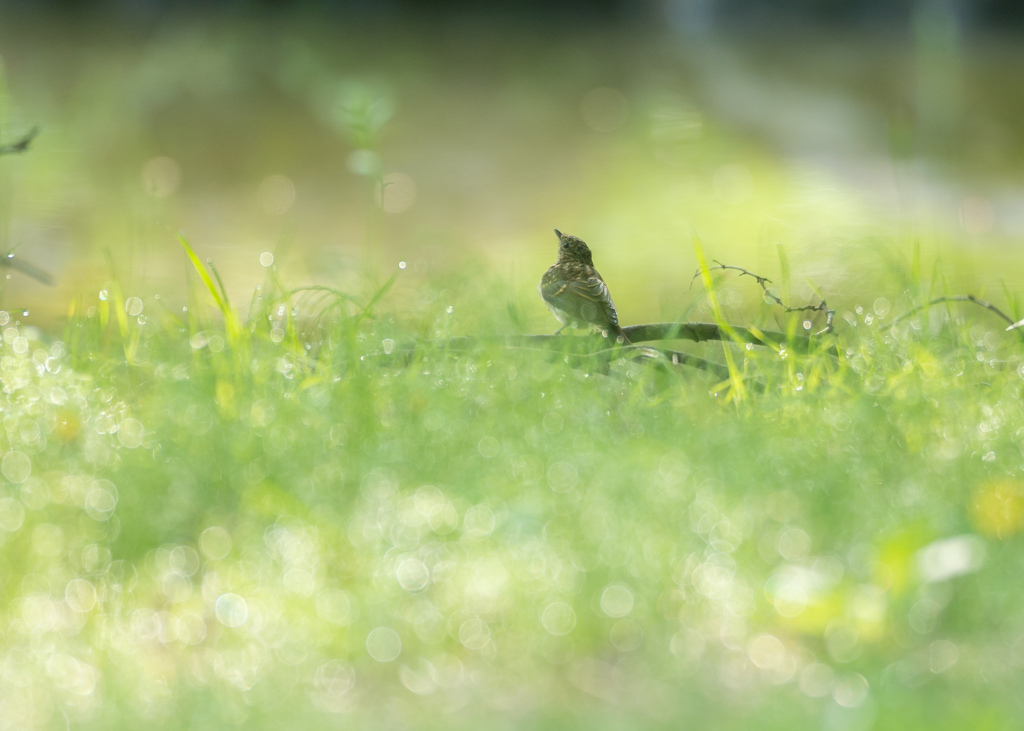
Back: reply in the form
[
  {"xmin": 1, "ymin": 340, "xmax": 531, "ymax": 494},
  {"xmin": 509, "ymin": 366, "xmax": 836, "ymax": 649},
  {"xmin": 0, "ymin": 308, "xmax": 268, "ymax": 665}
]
[{"xmin": 3, "ymin": 4, "xmax": 1024, "ymax": 731}]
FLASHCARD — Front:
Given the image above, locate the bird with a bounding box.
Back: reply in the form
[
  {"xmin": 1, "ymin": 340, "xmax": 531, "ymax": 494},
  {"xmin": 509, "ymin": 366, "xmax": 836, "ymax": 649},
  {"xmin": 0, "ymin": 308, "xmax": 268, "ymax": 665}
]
[{"xmin": 539, "ymin": 229, "xmax": 629, "ymax": 344}]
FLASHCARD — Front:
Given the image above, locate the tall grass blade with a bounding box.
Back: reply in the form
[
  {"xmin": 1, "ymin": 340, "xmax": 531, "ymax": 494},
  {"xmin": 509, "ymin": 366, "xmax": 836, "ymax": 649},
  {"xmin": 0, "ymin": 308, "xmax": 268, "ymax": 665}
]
[{"xmin": 693, "ymin": 231, "xmax": 746, "ymax": 400}]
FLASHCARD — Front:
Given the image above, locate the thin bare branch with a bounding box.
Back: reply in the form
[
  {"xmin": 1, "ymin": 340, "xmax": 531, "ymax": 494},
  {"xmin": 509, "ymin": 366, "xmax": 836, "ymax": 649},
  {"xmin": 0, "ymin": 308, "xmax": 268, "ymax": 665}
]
[
  {"xmin": 887, "ymin": 295, "xmax": 1024, "ymax": 341},
  {"xmin": 693, "ymin": 261, "xmax": 836, "ymax": 335},
  {"xmin": 0, "ymin": 252, "xmax": 54, "ymax": 286},
  {"xmin": 0, "ymin": 127, "xmax": 40, "ymax": 155}
]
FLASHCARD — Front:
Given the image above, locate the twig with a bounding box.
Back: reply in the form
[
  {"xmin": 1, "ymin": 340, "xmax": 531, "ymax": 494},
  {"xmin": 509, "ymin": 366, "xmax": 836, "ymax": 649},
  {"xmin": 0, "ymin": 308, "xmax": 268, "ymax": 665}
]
[
  {"xmin": 887, "ymin": 295, "xmax": 1024, "ymax": 341},
  {"xmin": 694, "ymin": 261, "xmax": 836, "ymax": 335},
  {"xmin": 0, "ymin": 127, "xmax": 40, "ymax": 156},
  {"xmin": 0, "ymin": 252, "xmax": 54, "ymax": 286}
]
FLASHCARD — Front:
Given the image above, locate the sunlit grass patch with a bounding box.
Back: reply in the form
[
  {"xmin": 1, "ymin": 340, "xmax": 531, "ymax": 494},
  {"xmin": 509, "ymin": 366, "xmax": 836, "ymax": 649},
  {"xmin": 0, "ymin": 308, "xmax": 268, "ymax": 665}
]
[{"xmin": 0, "ymin": 241, "xmax": 1023, "ymax": 730}]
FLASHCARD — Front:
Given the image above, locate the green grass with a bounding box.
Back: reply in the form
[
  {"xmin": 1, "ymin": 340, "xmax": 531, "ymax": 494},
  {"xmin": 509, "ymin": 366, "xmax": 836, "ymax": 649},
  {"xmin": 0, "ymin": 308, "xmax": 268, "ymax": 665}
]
[
  {"xmin": 3, "ymin": 12, "xmax": 1024, "ymax": 729},
  {"xmin": 1, "ymin": 243, "xmax": 1023, "ymax": 731}
]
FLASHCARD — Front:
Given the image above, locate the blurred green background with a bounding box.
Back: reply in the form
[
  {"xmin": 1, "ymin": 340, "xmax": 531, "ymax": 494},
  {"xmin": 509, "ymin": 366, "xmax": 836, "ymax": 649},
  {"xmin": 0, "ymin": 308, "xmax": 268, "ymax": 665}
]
[
  {"xmin": 2, "ymin": 2, "xmax": 1024, "ymax": 730},
  {"xmin": 3, "ymin": 1, "xmax": 1024, "ymax": 326}
]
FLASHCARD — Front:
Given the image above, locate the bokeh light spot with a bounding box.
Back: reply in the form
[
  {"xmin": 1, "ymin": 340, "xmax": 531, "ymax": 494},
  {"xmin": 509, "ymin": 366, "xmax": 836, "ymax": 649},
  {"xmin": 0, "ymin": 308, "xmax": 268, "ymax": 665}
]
[
  {"xmin": 366, "ymin": 627, "xmax": 402, "ymax": 662},
  {"xmin": 396, "ymin": 558, "xmax": 430, "ymax": 592},
  {"xmin": 258, "ymin": 174, "xmax": 296, "ymax": 215},
  {"xmin": 970, "ymin": 479, "xmax": 1024, "ymax": 539},
  {"xmin": 314, "ymin": 660, "xmax": 356, "ymax": 696},
  {"xmin": 930, "ymin": 639, "xmax": 958, "ymax": 673},
  {"xmin": 541, "ymin": 602, "xmax": 576, "ymax": 636},
  {"xmin": 917, "ymin": 535, "xmax": 986, "ymax": 582},
  {"xmin": 200, "ymin": 526, "xmax": 232, "ymax": 560},
  {"xmin": 215, "ymin": 593, "xmax": 249, "ymax": 628},
  {"xmin": 117, "ymin": 418, "xmax": 145, "ymax": 448},
  {"xmin": 599, "ymin": 585, "xmax": 634, "ymax": 618},
  {"xmin": 609, "ymin": 619, "xmax": 642, "ymax": 652},
  {"xmin": 463, "ymin": 505, "xmax": 495, "ymax": 537},
  {"xmin": 832, "ymin": 673, "xmax": 869, "ymax": 708},
  {"xmin": 317, "ymin": 589, "xmax": 358, "ymax": 626},
  {"xmin": 477, "ymin": 436, "xmax": 499, "ymax": 458},
  {"xmin": 65, "ymin": 579, "xmax": 97, "ymax": 613},
  {"xmin": 0, "ymin": 497, "xmax": 26, "ymax": 532},
  {"xmin": 547, "ymin": 462, "xmax": 578, "ymax": 493},
  {"xmin": 346, "ymin": 149, "xmax": 381, "ymax": 176},
  {"xmin": 459, "ymin": 617, "xmax": 491, "ymax": 651},
  {"xmin": 2, "ymin": 451, "xmax": 32, "ymax": 483},
  {"xmin": 84, "ymin": 480, "xmax": 118, "ymax": 521},
  {"xmin": 748, "ymin": 634, "xmax": 786, "ymax": 670}
]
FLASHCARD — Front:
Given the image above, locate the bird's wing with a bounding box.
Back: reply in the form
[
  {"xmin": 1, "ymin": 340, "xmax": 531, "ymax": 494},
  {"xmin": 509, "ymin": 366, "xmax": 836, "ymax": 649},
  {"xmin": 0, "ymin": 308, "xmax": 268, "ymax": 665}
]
[{"xmin": 541, "ymin": 271, "xmax": 620, "ymax": 330}]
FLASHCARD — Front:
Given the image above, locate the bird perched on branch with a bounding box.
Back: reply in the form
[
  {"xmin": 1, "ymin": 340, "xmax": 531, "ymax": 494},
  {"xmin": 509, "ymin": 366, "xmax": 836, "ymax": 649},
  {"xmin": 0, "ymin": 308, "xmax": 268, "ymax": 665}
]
[{"xmin": 539, "ymin": 229, "xmax": 629, "ymax": 344}]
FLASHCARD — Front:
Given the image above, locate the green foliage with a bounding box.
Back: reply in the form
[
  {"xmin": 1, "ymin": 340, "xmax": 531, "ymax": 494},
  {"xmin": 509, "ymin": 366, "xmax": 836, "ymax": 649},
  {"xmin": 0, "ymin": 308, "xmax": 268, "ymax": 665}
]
[
  {"xmin": 3, "ymin": 14, "xmax": 1024, "ymax": 730},
  {"xmin": 1, "ymin": 250, "xmax": 1023, "ymax": 731}
]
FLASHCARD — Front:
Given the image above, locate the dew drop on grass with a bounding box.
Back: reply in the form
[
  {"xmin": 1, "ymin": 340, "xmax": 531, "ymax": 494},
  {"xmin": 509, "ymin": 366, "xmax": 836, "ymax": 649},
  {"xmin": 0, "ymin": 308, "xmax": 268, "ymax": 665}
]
[
  {"xmin": 260, "ymin": 252, "xmax": 274, "ymax": 267},
  {"xmin": 399, "ymin": 261, "xmax": 407, "ymax": 269},
  {"xmin": 382, "ymin": 338, "xmax": 395, "ymax": 355},
  {"xmin": 125, "ymin": 297, "xmax": 144, "ymax": 317},
  {"xmin": 99, "ymin": 290, "xmax": 108, "ymax": 301},
  {"xmin": 446, "ymin": 305, "xmax": 454, "ymax": 314}
]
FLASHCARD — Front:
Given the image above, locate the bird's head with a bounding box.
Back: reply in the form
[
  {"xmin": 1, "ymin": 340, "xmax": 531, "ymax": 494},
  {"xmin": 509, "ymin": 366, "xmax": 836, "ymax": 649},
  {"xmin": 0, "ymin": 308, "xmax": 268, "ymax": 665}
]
[{"xmin": 553, "ymin": 229, "xmax": 594, "ymax": 266}]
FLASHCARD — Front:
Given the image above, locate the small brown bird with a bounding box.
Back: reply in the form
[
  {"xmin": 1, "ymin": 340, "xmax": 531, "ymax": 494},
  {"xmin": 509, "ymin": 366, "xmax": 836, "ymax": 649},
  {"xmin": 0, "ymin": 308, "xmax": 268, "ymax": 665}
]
[{"xmin": 539, "ymin": 229, "xmax": 629, "ymax": 343}]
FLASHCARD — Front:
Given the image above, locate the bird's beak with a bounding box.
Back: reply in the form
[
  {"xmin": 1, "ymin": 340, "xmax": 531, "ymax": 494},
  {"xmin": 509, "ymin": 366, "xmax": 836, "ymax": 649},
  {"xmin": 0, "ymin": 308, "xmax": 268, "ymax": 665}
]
[{"xmin": 553, "ymin": 229, "xmax": 563, "ymax": 241}]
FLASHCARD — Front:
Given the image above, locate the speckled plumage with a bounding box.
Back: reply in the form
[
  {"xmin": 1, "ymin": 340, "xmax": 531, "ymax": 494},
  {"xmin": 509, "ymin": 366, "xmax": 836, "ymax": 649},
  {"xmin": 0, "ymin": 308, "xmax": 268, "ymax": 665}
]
[{"xmin": 539, "ymin": 230, "xmax": 628, "ymax": 343}]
